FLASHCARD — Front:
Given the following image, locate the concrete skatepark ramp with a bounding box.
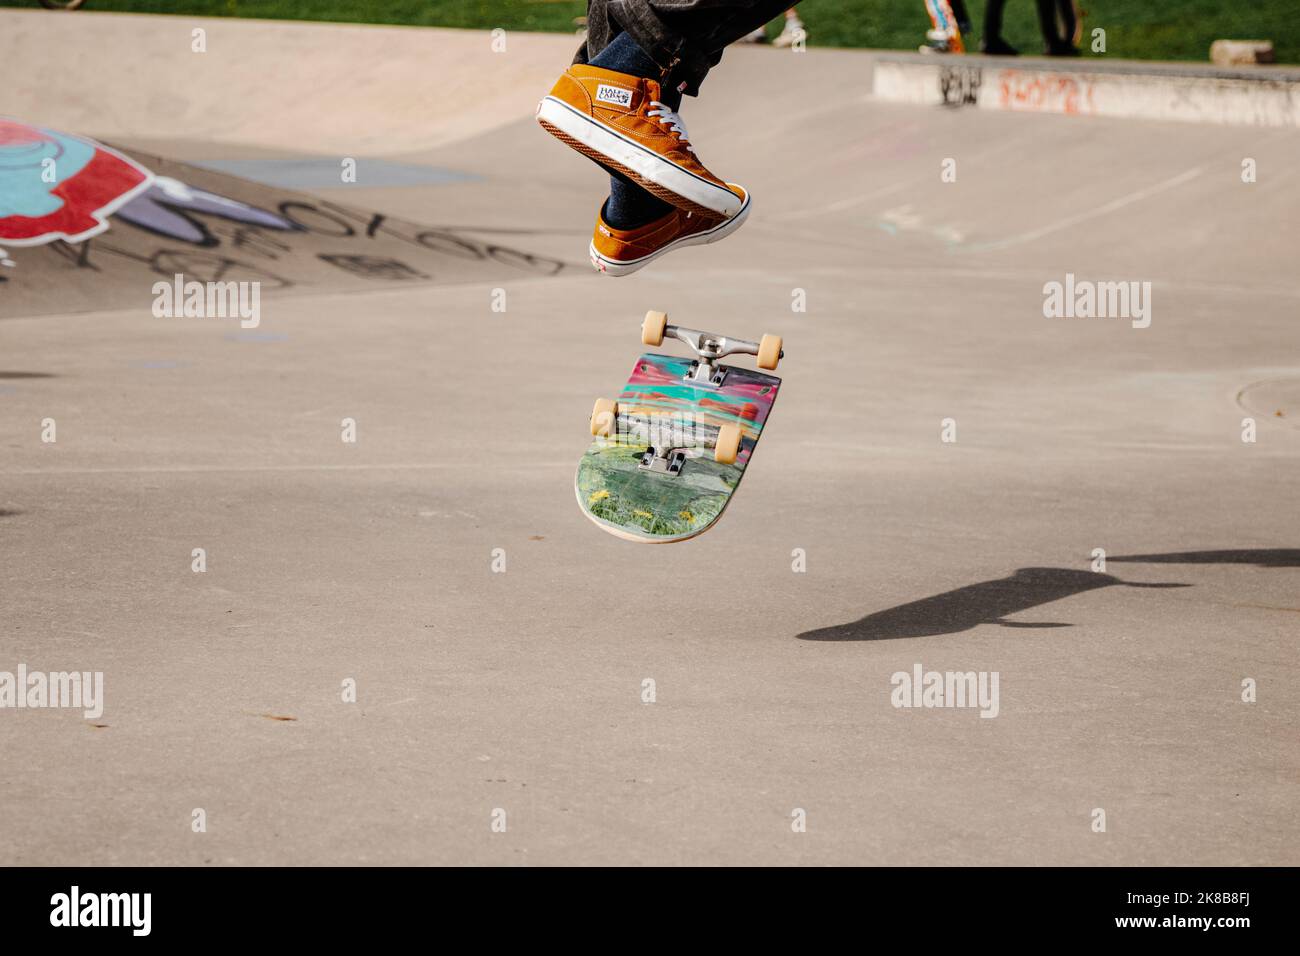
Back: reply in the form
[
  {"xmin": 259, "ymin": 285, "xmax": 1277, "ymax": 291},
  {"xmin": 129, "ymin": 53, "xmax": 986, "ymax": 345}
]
[
  {"xmin": 0, "ymin": 10, "xmax": 1297, "ymax": 868},
  {"xmin": 1, "ymin": 132, "xmax": 571, "ymax": 319}
]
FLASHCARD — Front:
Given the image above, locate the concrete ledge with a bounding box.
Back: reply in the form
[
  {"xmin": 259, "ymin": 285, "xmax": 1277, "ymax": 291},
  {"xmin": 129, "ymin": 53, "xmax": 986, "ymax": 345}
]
[{"xmin": 872, "ymin": 52, "xmax": 1300, "ymax": 127}]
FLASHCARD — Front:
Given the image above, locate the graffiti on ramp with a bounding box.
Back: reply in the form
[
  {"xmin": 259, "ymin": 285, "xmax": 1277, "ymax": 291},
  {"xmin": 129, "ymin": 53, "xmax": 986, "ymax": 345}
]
[
  {"xmin": 1, "ymin": 128, "xmax": 575, "ymax": 317},
  {"xmin": 115, "ymin": 176, "xmax": 299, "ymax": 245},
  {"xmin": 0, "ymin": 118, "xmax": 154, "ymax": 246}
]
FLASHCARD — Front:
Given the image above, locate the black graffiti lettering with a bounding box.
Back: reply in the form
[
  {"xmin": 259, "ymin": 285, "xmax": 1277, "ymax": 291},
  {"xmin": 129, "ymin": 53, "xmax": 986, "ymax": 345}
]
[
  {"xmin": 217, "ymin": 223, "xmax": 295, "ymax": 260},
  {"xmin": 313, "ymin": 199, "xmax": 378, "ymax": 229},
  {"xmin": 304, "ymin": 199, "xmax": 567, "ymax": 276},
  {"xmin": 89, "ymin": 240, "xmax": 156, "ymax": 268},
  {"xmin": 939, "ymin": 65, "xmax": 981, "ymax": 106},
  {"xmin": 151, "ymin": 250, "xmax": 294, "ymax": 287},
  {"xmin": 59, "ymin": 240, "xmax": 293, "ymax": 287},
  {"xmin": 413, "ymin": 230, "xmax": 486, "ymax": 261},
  {"xmin": 485, "ymin": 245, "xmax": 566, "ymax": 276},
  {"xmin": 277, "ymin": 201, "xmax": 357, "ymax": 237},
  {"xmin": 123, "ymin": 206, "xmax": 220, "ymax": 247},
  {"xmin": 317, "ymin": 254, "xmax": 430, "ymax": 281},
  {"xmin": 46, "ymin": 239, "xmax": 102, "ymax": 271}
]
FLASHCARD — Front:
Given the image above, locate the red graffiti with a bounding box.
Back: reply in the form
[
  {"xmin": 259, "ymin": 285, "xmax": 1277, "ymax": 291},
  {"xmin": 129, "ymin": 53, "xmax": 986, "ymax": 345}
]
[
  {"xmin": 0, "ymin": 119, "xmax": 153, "ymax": 246},
  {"xmin": 996, "ymin": 70, "xmax": 1096, "ymax": 115}
]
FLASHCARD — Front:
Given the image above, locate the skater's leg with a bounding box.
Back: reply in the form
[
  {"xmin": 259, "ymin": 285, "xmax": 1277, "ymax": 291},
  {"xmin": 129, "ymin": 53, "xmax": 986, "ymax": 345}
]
[
  {"xmin": 574, "ymin": 30, "xmax": 679, "ymax": 228},
  {"xmin": 603, "ymin": 170, "xmax": 675, "ymax": 230},
  {"xmin": 1056, "ymin": 0, "xmax": 1078, "ymax": 49},
  {"xmin": 1037, "ymin": 0, "xmax": 1079, "ymax": 54},
  {"xmin": 584, "ymin": 31, "xmax": 680, "ymax": 227},
  {"xmin": 588, "ymin": 31, "xmax": 666, "ymax": 92},
  {"xmin": 947, "ymin": 0, "xmax": 972, "ymax": 35},
  {"xmin": 576, "ymin": 0, "xmax": 797, "ymax": 97},
  {"xmin": 542, "ymin": 2, "xmax": 784, "ymax": 252},
  {"xmin": 984, "ymin": 0, "xmax": 1005, "ymax": 40},
  {"xmin": 1034, "ymin": 0, "xmax": 1056, "ymax": 43},
  {"xmin": 773, "ymin": 7, "xmax": 806, "ymax": 48},
  {"xmin": 981, "ymin": 0, "xmax": 1017, "ymax": 55},
  {"xmin": 540, "ymin": 3, "xmax": 785, "ymax": 218}
]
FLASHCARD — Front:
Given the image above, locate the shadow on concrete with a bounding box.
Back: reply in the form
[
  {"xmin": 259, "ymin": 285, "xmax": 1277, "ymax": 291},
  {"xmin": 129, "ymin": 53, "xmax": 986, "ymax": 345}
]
[
  {"xmin": 0, "ymin": 371, "xmax": 54, "ymax": 379},
  {"xmin": 1110, "ymin": 548, "xmax": 1300, "ymax": 568},
  {"xmin": 799, "ymin": 549, "xmax": 1297, "ymax": 642},
  {"xmin": 798, "ymin": 568, "xmax": 1187, "ymax": 642}
]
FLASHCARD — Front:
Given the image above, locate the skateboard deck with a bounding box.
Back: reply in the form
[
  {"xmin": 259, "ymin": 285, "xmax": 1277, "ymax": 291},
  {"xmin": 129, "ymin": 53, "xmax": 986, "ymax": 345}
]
[
  {"xmin": 923, "ymin": 0, "xmax": 966, "ymax": 53},
  {"xmin": 576, "ymin": 352, "xmax": 781, "ymax": 543}
]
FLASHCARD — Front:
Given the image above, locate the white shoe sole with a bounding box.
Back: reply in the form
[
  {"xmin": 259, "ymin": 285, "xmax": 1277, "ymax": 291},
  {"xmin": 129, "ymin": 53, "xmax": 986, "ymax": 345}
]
[
  {"xmin": 589, "ymin": 187, "xmax": 751, "ymax": 277},
  {"xmin": 537, "ymin": 96, "xmax": 743, "ymax": 219}
]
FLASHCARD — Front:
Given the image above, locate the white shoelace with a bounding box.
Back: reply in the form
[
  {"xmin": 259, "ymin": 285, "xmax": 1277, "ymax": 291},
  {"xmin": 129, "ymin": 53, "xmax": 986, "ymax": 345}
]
[{"xmin": 646, "ymin": 101, "xmax": 694, "ymax": 153}]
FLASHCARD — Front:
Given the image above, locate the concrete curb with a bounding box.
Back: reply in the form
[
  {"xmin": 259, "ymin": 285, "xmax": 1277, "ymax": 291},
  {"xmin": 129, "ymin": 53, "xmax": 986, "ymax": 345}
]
[{"xmin": 871, "ymin": 52, "xmax": 1300, "ymax": 127}]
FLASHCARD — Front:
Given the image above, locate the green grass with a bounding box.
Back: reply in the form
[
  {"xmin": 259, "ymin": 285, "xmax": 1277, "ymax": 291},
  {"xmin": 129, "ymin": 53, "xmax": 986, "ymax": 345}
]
[
  {"xmin": 6, "ymin": 0, "xmax": 590, "ymax": 33},
  {"xmin": 792, "ymin": 0, "xmax": 1299, "ymax": 63},
  {"xmin": 5, "ymin": 0, "xmax": 1297, "ymax": 64}
]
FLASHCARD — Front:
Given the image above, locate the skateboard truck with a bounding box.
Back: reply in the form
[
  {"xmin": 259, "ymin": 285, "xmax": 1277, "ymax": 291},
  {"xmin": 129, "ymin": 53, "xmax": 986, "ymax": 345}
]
[
  {"xmin": 639, "ymin": 448, "xmax": 687, "ymax": 475},
  {"xmin": 641, "ymin": 310, "xmax": 784, "ymax": 386},
  {"xmin": 587, "ymin": 312, "xmax": 782, "ymax": 480}
]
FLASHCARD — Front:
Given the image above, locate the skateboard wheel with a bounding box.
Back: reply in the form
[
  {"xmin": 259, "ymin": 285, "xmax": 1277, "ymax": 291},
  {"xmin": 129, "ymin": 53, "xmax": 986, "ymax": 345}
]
[
  {"xmin": 642, "ymin": 310, "xmax": 668, "ymax": 347},
  {"xmin": 757, "ymin": 334, "xmax": 782, "ymax": 371},
  {"xmin": 714, "ymin": 424, "xmax": 741, "ymax": 464},
  {"xmin": 590, "ymin": 398, "xmax": 618, "ymax": 437}
]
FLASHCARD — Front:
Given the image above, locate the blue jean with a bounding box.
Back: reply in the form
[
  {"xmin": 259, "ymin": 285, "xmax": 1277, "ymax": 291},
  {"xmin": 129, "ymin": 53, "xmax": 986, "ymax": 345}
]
[{"xmin": 575, "ymin": 0, "xmax": 798, "ymax": 98}]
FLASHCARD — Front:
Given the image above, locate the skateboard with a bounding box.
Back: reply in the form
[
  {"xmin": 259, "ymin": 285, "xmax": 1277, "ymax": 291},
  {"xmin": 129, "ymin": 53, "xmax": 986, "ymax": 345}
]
[
  {"xmin": 576, "ymin": 311, "xmax": 784, "ymax": 543},
  {"xmin": 922, "ymin": 0, "xmax": 966, "ymax": 53}
]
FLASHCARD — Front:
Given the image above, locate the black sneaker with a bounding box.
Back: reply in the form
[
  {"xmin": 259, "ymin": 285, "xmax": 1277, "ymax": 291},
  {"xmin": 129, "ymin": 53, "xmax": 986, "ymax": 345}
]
[
  {"xmin": 980, "ymin": 37, "xmax": 1019, "ymax": 55},
  {"xmin": 1045, "ymin": 41, "xmax": 1081, "ymax": 56}
]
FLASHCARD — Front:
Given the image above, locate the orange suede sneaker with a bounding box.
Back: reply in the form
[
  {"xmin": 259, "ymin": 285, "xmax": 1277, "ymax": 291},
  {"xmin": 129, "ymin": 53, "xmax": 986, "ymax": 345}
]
[
  {"xmin": 589, "ymin": 184, "xmax": 751, "ymax": 276},
  {"xmin": 537, "ymin": 64, "xmax": 747, "ymax": 219}
]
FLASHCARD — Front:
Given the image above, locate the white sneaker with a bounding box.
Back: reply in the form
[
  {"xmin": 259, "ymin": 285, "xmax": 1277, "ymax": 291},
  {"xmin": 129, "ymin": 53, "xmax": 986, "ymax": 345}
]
[{"xmin": 773, "ymin": 19, "xmax": 805, "ymax": 48}]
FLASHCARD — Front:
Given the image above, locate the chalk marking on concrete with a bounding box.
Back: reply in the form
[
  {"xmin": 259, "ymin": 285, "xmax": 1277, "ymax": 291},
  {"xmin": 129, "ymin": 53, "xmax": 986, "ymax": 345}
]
[
  {"xmin": 770, "ymin": 135, "xmax": 1030, "ymax": 223},
  {"xmin": 770, "ymin": 180, "xmax": 910, "ymax": 221},
  {"xmin": 968, "ymin": 166, "xmax": 1204, "ymax": 251}
]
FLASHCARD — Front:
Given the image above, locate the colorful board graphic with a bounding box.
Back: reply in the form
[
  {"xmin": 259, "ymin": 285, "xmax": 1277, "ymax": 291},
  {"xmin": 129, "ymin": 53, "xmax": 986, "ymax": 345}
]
[
  {"xmin": 576, "ymin": 353, "xmax": 781, "ymax": 542},
  {"xmin": 0, "ymin": 118, "xmax": 153, "ymax": 246},
  {"xmin": 924, "ymin": 0, "xmax": 966, "ymax": 53}
]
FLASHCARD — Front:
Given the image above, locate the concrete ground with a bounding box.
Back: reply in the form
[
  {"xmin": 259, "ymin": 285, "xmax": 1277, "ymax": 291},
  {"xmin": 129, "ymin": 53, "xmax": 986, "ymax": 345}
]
[{"xmin": 1, "ymin": 12, "xmax": 1297, "ymax": 866}]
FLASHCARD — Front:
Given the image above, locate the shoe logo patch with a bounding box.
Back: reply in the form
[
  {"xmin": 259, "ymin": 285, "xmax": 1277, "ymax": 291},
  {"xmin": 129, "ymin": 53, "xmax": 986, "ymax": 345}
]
[{"xmin": 595, "ymin": 84, "xmax": 633, "ymax": 107}]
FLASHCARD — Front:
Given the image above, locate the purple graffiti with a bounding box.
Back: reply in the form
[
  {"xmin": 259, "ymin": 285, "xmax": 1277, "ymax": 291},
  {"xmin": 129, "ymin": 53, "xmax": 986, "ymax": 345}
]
[{"xmin": 115, "ymin": 176, "xmax": 299, "ymax": 246}]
